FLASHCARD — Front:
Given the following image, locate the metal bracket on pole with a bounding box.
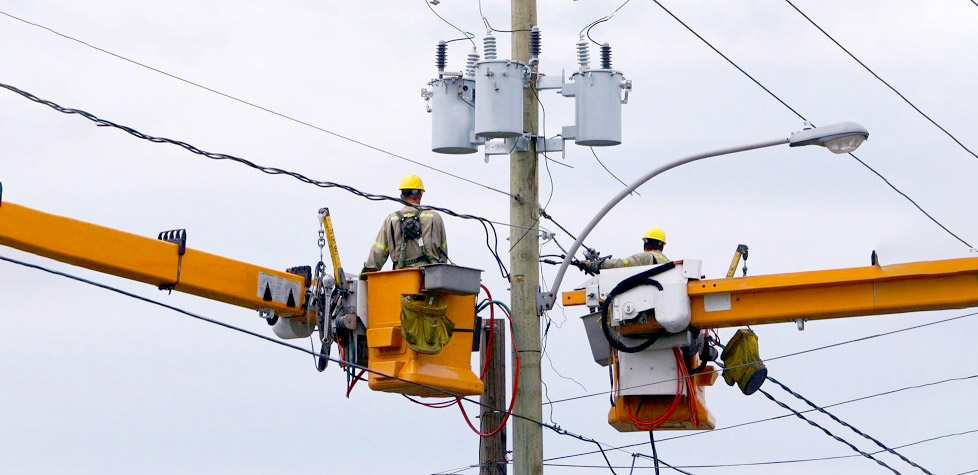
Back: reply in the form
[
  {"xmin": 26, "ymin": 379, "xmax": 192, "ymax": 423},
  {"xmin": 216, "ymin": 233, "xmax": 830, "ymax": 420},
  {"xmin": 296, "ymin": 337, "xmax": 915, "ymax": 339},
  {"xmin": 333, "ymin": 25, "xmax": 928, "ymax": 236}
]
[
  {"xmin": 537, "ymin": 288, "xmax": 553, "ymax": 314},
  {"xmin": 484, "ymin": 134, "xmax": 565, "ymax": 160},
  {"xmin": 535, "ymin": 71, "xmax": 565, "ymax": 91}
]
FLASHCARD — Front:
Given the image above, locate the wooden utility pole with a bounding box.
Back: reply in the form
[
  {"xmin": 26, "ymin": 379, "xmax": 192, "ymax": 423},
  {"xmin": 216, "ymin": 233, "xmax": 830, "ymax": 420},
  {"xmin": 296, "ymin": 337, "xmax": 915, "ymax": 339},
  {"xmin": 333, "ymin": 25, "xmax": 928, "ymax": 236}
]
[
  {"xmin": 479, "ymin": 319, "xmax": 507, "ymax": 475},
  {"xmin": 510, "ymin": 1, "xmax": 543, "ymax": 474}
]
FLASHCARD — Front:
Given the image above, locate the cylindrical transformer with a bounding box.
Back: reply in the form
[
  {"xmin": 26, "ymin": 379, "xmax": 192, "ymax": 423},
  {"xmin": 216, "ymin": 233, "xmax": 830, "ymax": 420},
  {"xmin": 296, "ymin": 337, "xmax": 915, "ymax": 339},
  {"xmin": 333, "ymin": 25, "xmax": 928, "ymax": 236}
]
[
  {"xmin": 474, "ymin": 60, "xmax": 525, "ymax": 138},
  {"xmin": 572, "ymin": 69, "xmax": 625, "ymax": 146},
  {"xmin": 430, "ymin": 76, "xmax": 478, "ymax": 154}
]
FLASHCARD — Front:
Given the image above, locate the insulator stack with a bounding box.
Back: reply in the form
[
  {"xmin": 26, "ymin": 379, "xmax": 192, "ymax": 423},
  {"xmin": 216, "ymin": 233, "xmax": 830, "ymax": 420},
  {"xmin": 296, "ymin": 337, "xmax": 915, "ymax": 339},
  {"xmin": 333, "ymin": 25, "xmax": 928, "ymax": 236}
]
[
  {"xmin": 465, "ymin": 49, "xmax": 480, "ymax": 77},
  {"xmin": 576, "ymin": 38, "xmax": 590, "ymax": 70},
  {"xmin": 601, "ymin": 43, "xmax": 612, "ymax": 70},
  {"xmin": 435, "ymin": 41, "xmax": 448, "ymax": 73},
  {"xmin": 529, "ymin": 26, "xmax": 542, "ymax": 65},
  {"xmin": 483, "ymin": 34, "xmax": 497, "ymax": 60}
]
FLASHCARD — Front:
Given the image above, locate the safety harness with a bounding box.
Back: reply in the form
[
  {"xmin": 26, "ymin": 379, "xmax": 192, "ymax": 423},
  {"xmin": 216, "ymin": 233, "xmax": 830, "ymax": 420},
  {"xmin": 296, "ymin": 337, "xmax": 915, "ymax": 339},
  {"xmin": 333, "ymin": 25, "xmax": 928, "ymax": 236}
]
[{"xmin": 395, "ymin": 210, "xmax": 430, "ymax": 268}]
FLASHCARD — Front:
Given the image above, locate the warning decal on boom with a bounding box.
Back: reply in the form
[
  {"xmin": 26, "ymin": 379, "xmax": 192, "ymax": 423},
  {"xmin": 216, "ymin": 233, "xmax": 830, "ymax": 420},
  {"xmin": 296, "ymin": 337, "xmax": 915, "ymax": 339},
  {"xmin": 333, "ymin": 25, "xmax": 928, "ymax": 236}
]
[{"xmin": 257, "ymin": 272, "xmax": 302, "ymax": 308}]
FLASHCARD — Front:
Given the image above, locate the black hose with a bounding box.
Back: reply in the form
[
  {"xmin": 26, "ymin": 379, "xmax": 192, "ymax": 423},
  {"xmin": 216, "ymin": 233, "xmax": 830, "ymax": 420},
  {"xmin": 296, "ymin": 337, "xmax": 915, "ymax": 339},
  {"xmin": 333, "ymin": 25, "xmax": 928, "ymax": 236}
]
[{"xmin": 598, "ymin": 262, "xmax": 676, "ymax": 353}]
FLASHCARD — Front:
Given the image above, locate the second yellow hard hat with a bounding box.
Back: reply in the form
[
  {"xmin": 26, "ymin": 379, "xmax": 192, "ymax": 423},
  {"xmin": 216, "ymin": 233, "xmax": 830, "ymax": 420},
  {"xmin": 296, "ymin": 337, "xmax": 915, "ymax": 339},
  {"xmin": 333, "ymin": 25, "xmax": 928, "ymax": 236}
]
[
  {"xmin": 398, "ymin": 174, "xmax": 425, "ymax": 191},
  {"xmin": 643, "ymin": 226, "xmax": 666, "ymax": 244}
]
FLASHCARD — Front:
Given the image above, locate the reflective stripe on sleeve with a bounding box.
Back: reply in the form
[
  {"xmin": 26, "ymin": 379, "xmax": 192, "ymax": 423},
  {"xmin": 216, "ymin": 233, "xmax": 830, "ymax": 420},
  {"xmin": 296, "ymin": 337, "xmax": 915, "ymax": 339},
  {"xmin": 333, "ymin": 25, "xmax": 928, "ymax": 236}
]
[{"xmin": 374, "ymin": 241, "xmax": 388, "ymax": 252}]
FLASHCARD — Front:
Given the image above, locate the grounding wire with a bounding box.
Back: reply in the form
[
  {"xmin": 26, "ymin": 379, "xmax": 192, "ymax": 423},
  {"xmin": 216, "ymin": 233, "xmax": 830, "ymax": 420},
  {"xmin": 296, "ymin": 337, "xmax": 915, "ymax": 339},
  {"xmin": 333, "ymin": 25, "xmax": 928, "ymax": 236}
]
[
  {"xmin": 591, "ymin": 147, "xmax": 640, "ymax": 197},
  {"xmin": 648, "ymin": 0, "xmax": 974, "ymax": 250},
  {"xmin": 1, "ymin": 253, "xmax": 636, "ymax": 475},
  {"xmin": 0, "ymin": 10, "xmax": 512, "ymax": 199},
  {"xmin": 0, "ymin": 81, "xmax": 512, "ymax": 279},
  {"xmin": 784, "ymin": 0, "xmax": 978, "ymax": 162},
  {"xmin": 424, "ymin": 0, "xmax": 477, "ymax": 49},
  {"xmin": 767, "ymin": 374, "xmax": 934, "ymax": 474}
]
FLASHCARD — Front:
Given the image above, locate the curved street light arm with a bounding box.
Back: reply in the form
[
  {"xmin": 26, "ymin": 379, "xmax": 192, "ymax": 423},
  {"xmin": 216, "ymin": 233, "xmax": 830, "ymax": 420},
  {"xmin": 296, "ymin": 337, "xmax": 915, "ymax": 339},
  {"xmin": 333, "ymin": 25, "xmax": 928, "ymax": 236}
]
[{"xmin": 544, "ymin": 136, "xmax": 790, "ymax": 310}]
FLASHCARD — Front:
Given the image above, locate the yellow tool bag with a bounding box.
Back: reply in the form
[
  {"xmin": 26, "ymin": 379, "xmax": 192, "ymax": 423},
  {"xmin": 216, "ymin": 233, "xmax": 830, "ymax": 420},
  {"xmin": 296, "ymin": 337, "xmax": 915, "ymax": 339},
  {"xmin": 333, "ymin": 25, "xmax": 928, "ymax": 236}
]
[
  {"xmin": 720, "ymin": 329, "xmax": 767, "ymax": 395},
  {"xmin": 400, "ymin": 293, "xmax": 454, "ymax": 355}
]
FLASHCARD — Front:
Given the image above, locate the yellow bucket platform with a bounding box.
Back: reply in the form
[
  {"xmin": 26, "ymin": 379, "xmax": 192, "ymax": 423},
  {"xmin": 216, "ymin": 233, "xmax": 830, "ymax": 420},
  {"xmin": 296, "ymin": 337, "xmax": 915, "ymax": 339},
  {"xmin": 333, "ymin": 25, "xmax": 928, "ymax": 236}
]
[{"xmin": 363, "ymin": 267, "xmax": 484, "ymax": 397}]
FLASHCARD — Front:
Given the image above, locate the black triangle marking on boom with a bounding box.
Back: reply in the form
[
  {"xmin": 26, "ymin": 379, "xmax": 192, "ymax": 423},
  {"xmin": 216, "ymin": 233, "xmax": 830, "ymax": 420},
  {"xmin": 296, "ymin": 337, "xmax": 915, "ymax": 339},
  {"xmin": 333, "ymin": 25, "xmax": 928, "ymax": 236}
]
[
  {"xmin": 286, "ymin": 289, "xmax": 296, "ymax": 307},
  {"xmin": 263, "ymin": 284, "xmax": 273, "ymax": 301}
]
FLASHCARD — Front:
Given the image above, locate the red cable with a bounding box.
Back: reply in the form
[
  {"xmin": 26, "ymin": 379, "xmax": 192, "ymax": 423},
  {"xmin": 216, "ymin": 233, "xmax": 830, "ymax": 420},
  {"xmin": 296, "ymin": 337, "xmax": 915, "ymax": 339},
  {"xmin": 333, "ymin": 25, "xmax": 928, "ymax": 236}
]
[
  {"xmin": 403, "ymin": 394, "xmax": 457, "ymax": 408},
  {"xmin": 457, "ymin": 303, "xmax": 520, "ymax": 438},
  {"xmin": 623, "ymin": 348, "xmax": 685, "ymax": 431},
  {"xmin": 346, "ymin": 369, "xmax": 365, "ymax": 398}
]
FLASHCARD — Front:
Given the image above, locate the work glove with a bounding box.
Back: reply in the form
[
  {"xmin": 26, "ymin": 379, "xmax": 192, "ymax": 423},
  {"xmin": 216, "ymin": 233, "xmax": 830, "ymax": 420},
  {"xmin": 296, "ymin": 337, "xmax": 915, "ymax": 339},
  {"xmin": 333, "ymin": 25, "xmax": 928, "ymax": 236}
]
[{"xmin": 720, "ymin": 329, "xmax": 767, "ymax": 395}]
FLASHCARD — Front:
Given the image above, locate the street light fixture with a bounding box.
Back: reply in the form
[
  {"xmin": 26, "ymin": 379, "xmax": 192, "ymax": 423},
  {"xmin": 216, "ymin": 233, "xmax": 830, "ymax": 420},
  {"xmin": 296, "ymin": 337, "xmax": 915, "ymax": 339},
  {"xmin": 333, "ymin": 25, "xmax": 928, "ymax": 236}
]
[
  {"xmin": 543, "ymin": 121, "xmax": 870, "ymax": 309},
  {"xmin": 789, "ymin": 121, "xmax": 869, "ymax": 154}
]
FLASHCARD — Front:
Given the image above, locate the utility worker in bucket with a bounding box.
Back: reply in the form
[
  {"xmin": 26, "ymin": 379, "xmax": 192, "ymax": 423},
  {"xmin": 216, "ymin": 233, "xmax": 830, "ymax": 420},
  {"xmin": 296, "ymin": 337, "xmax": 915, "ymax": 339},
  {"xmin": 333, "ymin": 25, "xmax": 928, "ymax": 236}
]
[
  {"xmin": 363, "ymin": 174, "xmax": 449, "ymax": 271},
  {"xmin": 576, "ymin": 226, "xmax": 669, "ymax": 274}
]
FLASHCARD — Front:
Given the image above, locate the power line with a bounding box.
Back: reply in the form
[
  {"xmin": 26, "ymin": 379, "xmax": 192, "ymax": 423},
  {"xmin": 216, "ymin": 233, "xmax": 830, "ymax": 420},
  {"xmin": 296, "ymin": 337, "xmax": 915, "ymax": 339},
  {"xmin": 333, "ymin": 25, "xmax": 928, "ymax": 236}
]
[
  {"xmin": 784, "ymin": 0, "xmax": 978, "ymax": 162},
  {"xmin": 758, "ymin": 387, "xmax": 900, "ymax": 473},
  {"xmin": 542, "ymin": 310, "xmax": 978, "ymax": 408},
  {"xmin": 765, "ymin": 375, "xmax": 933, "ymax": 473},
  {"xmin": 648, "ymin": 0, "xmax": 974, "ymax": 251},
  {"xmin": 591, "ymin": 147, "xmax": 640, "ymax": 196},
  {"xmin": 541, "ymin": 312, "xmax": 978, "ymax": 463},
  {"xmin": 0, "ymin": 9, "xmax": 512, "ymax": 199},
  {"xmin": 580, "ymin": 0, "xmax": 634, "ymax": 46},
  {"xmin": 0, "ymin": 81, "xmax": 513, "ymax": 279},
  {"xmin": 0, "ymin": 253, "xmax": 646, "ymax": 475},
  {"xmin": 546, "ymin": 369, "xmax": 978, "ymax": 464},
  {"xmin": 424, "ymin": 0, "xmax": 477, "ymax": 49},
  {"xmin": 545, "ymin": 427, "xmax": 978, "ymax": 470}
]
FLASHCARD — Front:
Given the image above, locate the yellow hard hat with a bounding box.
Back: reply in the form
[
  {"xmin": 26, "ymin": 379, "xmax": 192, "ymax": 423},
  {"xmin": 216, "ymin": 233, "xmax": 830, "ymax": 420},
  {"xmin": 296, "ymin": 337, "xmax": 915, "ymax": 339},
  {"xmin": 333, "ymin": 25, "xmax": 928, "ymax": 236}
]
[
  {"xmin": 643, "ymin": 226, "xmax": 666, "ymax": 244},
  {"xmin": 398, "ymin": 174, "xmax": 425, "ymax": 191}
]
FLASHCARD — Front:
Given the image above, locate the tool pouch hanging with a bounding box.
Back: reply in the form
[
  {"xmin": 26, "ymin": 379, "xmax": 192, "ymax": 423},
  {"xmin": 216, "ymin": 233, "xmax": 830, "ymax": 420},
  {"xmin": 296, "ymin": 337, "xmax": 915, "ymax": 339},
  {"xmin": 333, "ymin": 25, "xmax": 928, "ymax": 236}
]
[
  {"xmin": 400, "ymin": 293, "xmax": 454, "ymax": 355},
  {"xmin": 720, "ymin": 329, "xmax": 767, "ymax": 395}
]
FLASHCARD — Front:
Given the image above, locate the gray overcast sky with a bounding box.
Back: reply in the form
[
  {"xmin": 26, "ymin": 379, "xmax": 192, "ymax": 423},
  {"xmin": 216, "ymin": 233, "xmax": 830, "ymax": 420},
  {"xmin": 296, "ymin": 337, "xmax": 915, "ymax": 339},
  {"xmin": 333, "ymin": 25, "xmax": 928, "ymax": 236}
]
[{"xmin": 1, "ymin": 1, "xmax": 977, "ymax": 474}]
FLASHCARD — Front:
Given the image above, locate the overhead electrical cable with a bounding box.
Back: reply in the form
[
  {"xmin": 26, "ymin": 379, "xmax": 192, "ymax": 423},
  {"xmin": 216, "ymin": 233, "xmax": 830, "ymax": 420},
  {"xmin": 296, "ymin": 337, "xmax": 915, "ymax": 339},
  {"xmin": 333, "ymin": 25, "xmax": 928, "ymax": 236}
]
[
  {"xmin": 592, "ymin": 147, "xmax": 640, "ymax": 196},
  {"xmin": 544, "ymin": 427, "xmax": 978, "ymax": 470},
  {"xmin": 648, "ymin": 0, "xmax": 974, "ymax": 250},
  {"xmin": 543, "ymin": 310, "xmax": 978, "ymax": 409},
  {"xmin": 0, "ymin": 253, "xmax": 634, "ymax": 475},
  {"xmin": 784, "ymin": 0, "xmax": 978, "ymax": 162},
  {"xmin": 423, "ymin": 0, "xmax": 477, "ymax": 49},
  {"xmin": 0, "ymin": 10, "xmax": 512, "ymax": 199},
  {"xmin": 579, "ymin": 0, "xmax": 634, "ymax": 46},
  {"xmin": 0, "ymin": 81, "xmax": 511, "ymax": 279},
  {"xmin": 766, "ymin": 375, "xmax": 933, "ymax": 474}
]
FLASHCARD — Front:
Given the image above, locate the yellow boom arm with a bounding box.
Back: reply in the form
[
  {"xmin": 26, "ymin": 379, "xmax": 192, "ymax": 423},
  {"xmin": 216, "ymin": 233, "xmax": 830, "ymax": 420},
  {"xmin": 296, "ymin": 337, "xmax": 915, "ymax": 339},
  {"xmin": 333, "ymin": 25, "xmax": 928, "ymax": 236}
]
[
  {"xmin": 0, "ymin": 201, "xmax": 307, "ymax": 317},
  {"xmin": 564, "ymin": 257, "xmax": 978, "ymax": 328}
]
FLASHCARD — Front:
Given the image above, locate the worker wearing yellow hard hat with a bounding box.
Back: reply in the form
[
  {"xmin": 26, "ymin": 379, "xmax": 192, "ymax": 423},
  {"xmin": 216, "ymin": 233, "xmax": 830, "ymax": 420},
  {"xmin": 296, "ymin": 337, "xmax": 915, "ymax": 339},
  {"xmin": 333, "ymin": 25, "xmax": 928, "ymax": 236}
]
[
  {"xmin": 575, "ymin": 226, "xmax": 669, "ymax": 274},
  {"xmin": 363, "ymin": 174, "xmax": 449, "ymax": 271}
]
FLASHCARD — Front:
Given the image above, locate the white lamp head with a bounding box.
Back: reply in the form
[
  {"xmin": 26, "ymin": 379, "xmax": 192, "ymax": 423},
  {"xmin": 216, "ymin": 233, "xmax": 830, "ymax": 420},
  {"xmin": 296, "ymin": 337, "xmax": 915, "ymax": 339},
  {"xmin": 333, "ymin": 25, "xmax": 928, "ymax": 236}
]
[{"xmin": 789, "ymin": 121, "xmax": 869, "ymax": 154}]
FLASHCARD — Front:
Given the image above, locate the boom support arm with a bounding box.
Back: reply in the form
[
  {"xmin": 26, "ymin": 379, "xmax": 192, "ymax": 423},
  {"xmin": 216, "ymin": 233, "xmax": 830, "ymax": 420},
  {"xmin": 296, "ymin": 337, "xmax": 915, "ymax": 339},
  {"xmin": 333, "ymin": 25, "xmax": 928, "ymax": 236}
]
[
  {"xmin": 563, "ymin": 257, "xmax": 978, "ymax": 329},
  {"xmin": 0, "ymin": 202, "xmax": 307, "ymax": 317},
  {"xmin": 689, "ymin": 258, "xmax": 978, "ymax": 328}
]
